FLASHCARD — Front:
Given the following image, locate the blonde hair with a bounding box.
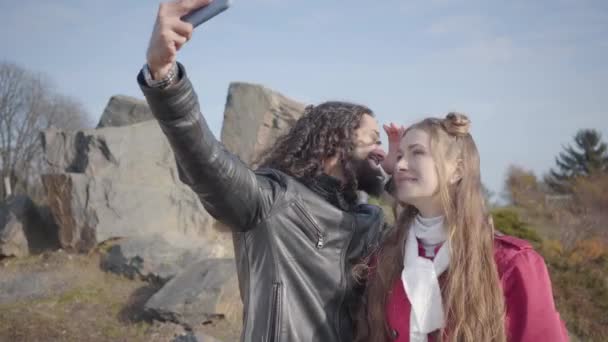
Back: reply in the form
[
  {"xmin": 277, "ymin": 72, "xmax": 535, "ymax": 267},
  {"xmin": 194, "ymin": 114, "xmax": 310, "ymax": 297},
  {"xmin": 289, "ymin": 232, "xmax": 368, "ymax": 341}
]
[{"xmin": 355, "ymin": 113, "xmax": 506, "ymax": 342}]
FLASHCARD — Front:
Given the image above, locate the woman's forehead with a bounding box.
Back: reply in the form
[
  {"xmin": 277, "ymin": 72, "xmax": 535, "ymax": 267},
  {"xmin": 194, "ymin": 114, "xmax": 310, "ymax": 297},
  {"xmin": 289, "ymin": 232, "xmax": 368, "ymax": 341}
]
[{"xmin": 401, "ymin": 128, "xmax": 429, "ymax": 146}]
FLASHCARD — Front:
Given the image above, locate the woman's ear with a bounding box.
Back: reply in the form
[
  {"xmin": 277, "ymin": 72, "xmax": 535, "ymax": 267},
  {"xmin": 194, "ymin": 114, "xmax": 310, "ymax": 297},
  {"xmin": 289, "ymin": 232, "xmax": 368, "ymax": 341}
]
[{"xmin": 449, "ymin": 159, "xmax": 464, "ymax": 185}]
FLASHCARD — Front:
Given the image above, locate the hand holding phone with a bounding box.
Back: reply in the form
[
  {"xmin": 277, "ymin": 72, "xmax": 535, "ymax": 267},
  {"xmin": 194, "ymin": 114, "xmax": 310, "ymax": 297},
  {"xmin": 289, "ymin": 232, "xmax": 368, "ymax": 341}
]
[{"xmin": 146, "ymin": 0, "xmax": 233, "ymax": 80}]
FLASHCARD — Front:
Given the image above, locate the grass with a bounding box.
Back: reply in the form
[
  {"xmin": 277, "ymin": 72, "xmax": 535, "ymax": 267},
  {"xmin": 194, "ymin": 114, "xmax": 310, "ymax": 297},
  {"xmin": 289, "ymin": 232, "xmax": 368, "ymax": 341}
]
[
  {"xmin": 0, "ymin": 249, "xmax": 241, "ymax": 342},
  {"xmin": 0, "ymin": 280, "xmax": 152, "ymax": 342},
  {"xmin": 0, "ymin": 252, "xmax": 156, "ymax": 342},
  {"xmin": 540, "ymin": 240, "xmax": 608, "ymax": 341}
]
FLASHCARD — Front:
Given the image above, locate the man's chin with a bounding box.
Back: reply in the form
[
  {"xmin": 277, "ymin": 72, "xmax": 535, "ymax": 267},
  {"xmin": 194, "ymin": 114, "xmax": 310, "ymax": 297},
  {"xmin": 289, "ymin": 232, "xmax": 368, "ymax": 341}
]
[
  {"xmin": 358, "ymin": 175, "xmax": 386, "ymax": 197},
  {"xmin": 352, "ymin": 157, "xmax": 387, "ymax": 197}
]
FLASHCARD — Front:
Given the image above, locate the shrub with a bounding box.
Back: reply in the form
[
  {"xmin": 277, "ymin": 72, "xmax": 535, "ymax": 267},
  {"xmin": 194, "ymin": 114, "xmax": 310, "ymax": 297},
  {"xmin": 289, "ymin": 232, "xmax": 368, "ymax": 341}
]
[{"xmin": 491, "ymin": 208, "xmax": 542, "ymax": 243}]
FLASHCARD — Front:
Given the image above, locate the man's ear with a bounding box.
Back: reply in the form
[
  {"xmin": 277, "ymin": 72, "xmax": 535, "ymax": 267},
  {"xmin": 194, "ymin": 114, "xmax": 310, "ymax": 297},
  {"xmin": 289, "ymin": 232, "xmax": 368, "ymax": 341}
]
[{"xmin": 322, "ymin": 155, "xmax": 341, "ymax": 177}]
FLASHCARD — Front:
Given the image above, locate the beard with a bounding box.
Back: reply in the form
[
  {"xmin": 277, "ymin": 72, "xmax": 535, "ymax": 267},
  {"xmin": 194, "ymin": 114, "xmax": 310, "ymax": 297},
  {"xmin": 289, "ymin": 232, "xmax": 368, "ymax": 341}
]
[{"xmin": 351, "ymin": 157, "xmax": 387, "ymax": 197}]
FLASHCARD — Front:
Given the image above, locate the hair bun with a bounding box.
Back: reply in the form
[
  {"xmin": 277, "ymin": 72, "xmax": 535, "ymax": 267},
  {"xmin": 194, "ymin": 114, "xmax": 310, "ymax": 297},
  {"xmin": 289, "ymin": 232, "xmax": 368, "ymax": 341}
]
[{"xmin": 442, "ymin": 112, "xmax": 471, "ymax": 136}]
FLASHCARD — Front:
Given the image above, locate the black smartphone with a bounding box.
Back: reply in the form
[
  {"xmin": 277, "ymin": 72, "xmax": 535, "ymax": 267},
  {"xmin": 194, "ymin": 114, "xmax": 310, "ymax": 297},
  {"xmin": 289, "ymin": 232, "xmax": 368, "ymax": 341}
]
[{"xmin": 181, "ymin": 0, "xmax": 232, "ymax": 28}]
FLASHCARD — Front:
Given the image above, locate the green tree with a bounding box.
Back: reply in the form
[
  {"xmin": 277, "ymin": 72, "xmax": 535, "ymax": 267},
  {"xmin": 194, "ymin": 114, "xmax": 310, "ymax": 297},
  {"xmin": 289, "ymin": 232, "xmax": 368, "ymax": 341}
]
[{"xmin": 545, "ymin": 129, "xmax": 608, "ymax": 193}]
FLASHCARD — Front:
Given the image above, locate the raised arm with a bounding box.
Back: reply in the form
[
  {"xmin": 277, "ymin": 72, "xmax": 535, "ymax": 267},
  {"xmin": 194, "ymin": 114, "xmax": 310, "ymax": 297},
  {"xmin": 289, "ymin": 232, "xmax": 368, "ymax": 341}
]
[
  {"xmin": 138, "ymin": 0, "xmax": 280, "ymax": 231},
  {"xmin": 381, "ymin": 122, "xmax": 406, "ymax": 197}
]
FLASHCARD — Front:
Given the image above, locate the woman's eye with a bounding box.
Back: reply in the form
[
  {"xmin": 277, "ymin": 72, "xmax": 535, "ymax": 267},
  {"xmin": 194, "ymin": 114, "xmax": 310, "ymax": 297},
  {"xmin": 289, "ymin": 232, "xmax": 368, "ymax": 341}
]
[{"xmin": 413, "ymin": 150, "xmax": 425, "ymax": 156}]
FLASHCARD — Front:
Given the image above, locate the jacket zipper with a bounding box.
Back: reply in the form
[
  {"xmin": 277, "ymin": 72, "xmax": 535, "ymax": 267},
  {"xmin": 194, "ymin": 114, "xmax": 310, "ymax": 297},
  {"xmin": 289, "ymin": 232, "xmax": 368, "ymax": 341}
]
[
  {"xmin": 335, "ymin": 215, "xmax": 355, "ymax": 342},
  {"xmin": 269, "ymin": 282, "xmax": 283, "ymax": 342},
  {"xmin": 291, "ymin": 201, "xmax": 325, "ymax": 249}
]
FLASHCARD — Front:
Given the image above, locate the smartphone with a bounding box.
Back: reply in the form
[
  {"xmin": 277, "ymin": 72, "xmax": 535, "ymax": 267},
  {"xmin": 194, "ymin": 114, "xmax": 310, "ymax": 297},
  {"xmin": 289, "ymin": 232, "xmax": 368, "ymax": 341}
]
[{"xmin": 181, "ymin": 0, "xmax": 232, "ymax": 28}]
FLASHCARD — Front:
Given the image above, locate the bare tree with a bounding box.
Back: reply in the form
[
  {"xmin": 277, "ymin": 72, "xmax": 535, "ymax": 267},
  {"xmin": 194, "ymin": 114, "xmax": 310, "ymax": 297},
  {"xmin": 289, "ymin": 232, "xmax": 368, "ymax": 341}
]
[{"xmin": 0, "ymin": 61, "xmax": 90, "ymax": 200}]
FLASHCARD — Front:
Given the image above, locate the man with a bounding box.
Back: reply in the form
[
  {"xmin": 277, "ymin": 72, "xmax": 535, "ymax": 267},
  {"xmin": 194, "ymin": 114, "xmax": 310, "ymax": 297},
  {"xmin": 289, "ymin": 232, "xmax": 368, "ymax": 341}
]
[{"xmin": 138, "ymin": 1, "xmax": 394, "ymax": 340}]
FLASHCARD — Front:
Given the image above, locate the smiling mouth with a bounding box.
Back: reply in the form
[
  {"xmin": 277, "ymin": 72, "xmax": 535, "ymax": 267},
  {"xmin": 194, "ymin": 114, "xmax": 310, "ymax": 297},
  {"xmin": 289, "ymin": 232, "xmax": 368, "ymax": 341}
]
[{"xmin": 396, "ymin": 176, "xmax": 418, "ymax": 182}]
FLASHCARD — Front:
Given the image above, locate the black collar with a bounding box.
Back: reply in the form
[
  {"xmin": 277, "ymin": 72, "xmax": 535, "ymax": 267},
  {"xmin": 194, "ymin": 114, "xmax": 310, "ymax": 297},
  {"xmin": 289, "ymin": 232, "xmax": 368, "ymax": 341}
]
[{"xmin": 300, "ymin": 173, "xmax": 357, "ymax": 211}]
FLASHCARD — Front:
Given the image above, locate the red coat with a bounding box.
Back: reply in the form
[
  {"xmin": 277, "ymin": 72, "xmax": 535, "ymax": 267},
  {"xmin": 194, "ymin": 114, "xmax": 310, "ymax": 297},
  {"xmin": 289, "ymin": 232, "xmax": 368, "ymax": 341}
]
[{"xmin": 384, "ymin": 235, "xmax": 568, "ymax": 342}]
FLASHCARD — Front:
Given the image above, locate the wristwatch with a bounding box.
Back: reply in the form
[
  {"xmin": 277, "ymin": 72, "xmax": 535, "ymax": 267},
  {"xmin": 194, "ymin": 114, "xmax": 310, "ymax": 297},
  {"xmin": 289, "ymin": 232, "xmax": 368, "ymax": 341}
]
[{"xmin": 142, "ymin": 62, "xmax": 178, "ymax": 89}]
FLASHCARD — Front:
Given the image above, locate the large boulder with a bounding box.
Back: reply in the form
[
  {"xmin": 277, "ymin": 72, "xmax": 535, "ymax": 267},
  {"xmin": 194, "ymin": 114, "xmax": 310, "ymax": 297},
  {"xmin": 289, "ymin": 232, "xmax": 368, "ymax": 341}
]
[
  {"xmin": 145, "ymin": 258, "xmax": 241, "ymax": 329},
  {"xmin": 100, "ymin": 234, "xmax": 219, "ymax": 282},
  {"xmin": 221, "ymin": 82, "xmax": 306, "ymax": 166},
  {"xmin": 40, "ymin": 82, "xmax": 305, "ymax": 280},
  {"xmin": 40, "ymin": 121, "xmax": 231, "ymax": 278},
  {"xmin": 96, "ymin": 95, "xmax": 154, "ymax": 128},
  {"xmin": 41, "ymin": 121, "xmax": 224, "ymax": 243}
]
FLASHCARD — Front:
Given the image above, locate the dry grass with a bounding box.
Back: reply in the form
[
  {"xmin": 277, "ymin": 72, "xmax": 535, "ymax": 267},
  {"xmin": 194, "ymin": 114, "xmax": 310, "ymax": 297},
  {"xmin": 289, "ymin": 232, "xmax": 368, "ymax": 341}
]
[{"xmin": 0, "ymin": 250, "xmax": 240, "ymax": 342}]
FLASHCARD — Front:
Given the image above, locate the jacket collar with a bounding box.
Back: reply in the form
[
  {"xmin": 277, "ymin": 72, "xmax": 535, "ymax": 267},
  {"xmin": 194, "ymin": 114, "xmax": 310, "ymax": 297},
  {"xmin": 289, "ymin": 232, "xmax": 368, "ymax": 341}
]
[{"xmin": 300, "ymin": 173, "xmax": 356, "ymax": 211}]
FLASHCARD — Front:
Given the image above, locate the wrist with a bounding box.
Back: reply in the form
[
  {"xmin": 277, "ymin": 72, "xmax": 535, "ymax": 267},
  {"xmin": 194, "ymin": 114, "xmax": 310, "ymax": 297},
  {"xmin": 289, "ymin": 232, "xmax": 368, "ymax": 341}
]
[
  {"xmin": 150, "ymin": 63, "xmax": 173, "ymax": 80},
  {"xmin": 143, "ymin": 62, "xmax": 178, "ymax": 89}
]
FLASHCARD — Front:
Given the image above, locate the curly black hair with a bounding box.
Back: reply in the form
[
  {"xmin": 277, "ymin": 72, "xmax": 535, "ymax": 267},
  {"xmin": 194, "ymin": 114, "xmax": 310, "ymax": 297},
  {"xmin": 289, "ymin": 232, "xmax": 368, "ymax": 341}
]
[{"xmin": 256, "ymin": 101, "xmax": 374, "ymax": 203}]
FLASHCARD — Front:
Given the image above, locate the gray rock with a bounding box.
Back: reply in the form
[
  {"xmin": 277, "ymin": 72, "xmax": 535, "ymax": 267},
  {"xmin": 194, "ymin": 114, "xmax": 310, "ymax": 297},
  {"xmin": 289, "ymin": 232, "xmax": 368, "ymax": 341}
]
[
  {"xmin": 221, "ymin": 82, "xmax": 305, "ymax": 166},
  {"xmin": 40, "ymin": 120, "xmax": 233, "ymax": 282},
  {"xmin": 0, "ymin": 211, "xmax": 28, "ymax": 258},
  {"xmin": 41, "ymin": 174, "xmax": 98, "ymax": 252},
  {"xmin": 0, "ymin": 195, "xmax": 56, "ymax": 258},
  {"xmin": 40, "ymin": 83, "xmax": 304, "ymax": 279},
  {"xmin": 145, "ymin": 258, "xmax": 241, "ymax": 329},
  {"xmin": 100, "ymin": 234, "xmax": 216, "ymax": 282},
  {"xmin": 96, "ymin": 95, "xmax": 153, "ymax": 128},
  {"xmin": 40, "ymin": 121, "xmax": 232, "ymax": 256}
]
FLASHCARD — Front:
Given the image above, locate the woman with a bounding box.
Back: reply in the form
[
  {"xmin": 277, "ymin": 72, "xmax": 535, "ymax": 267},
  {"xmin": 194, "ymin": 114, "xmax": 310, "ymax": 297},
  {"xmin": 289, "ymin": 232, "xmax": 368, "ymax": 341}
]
[{"xmin": 357, "ymin": 113, "xmax": 567, "ymax": 342}]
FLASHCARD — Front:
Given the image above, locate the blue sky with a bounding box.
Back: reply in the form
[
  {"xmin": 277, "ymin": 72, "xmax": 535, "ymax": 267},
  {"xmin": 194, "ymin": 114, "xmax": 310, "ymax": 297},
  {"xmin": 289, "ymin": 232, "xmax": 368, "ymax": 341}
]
[{"xmin": 1, "ymin": 0, "xmax": 607, "ymax": 198}]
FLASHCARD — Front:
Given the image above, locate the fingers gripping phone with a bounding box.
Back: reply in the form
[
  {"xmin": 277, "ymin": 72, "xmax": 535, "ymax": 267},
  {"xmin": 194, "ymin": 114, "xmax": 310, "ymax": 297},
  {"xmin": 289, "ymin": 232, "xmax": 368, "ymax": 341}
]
[{"xmin": 181, "ymin": 0, "xmax": 232, "ymax": 28}]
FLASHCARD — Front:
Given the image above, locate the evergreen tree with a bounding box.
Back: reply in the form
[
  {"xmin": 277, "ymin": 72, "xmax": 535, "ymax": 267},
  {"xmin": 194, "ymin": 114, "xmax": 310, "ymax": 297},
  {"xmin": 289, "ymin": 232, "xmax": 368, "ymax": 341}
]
[{"xmin": 545, "ymin": 129, "xmax": 608, "ymax": 193}]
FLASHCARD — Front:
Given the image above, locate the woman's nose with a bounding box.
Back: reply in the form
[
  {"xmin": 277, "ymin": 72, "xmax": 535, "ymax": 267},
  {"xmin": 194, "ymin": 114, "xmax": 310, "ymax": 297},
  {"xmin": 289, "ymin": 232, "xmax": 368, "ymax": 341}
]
[{"xmin": 396, "ymin": 157, "xmax": 408, "ymax": 171}]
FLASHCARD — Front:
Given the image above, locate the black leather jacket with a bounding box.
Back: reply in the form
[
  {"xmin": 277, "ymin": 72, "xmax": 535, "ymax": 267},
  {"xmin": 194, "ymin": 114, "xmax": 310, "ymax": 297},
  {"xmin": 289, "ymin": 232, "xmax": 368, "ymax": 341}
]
[{"xmin": 138, "ymin": 64, "xmax": 386, "ymax": 342}]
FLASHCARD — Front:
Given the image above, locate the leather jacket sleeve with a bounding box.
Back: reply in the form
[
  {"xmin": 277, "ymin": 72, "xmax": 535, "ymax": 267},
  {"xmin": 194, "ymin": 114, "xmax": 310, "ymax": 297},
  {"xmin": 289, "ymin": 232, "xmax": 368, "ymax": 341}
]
[{"xmin": 137, "ymin": 63, "xmax": 279, "ymax": 231}]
